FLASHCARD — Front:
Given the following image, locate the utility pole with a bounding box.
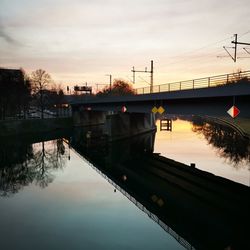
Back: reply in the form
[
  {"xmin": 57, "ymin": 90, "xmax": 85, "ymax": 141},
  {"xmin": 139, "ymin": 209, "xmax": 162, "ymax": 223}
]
[
  {"xmin": 222, "ymin": 34, "xmax": 250, "ymax": 62},
  {"xmin": 234, "ymin": 33, "xmax": 237, "ymax": 63},
  {"xmin": 132, "ymin": 66, "xmax": 135, "ymax": 84},
  {"xmin": 105, "ymin": 74, "xmax": 112, "ymax": 92},
  {"xmin": 223, "ymin": 34, "xmax": 237, "ymax": 62},
  {"xmin": 150, "ymin": 60, "xmax": 153, "ymax": 93},
  {"xmin": 131, "ymin": 60, "xmax": 154, "ymax": 93}
]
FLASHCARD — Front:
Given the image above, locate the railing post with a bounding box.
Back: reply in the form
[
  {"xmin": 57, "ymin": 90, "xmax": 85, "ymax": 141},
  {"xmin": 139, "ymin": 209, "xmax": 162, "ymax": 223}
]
[
  {"xmin": 143, "ymin": 88, "xmax": 144, "ymax": 94},
  {"xmin": 180, "ymin": 82, "xmax": 181, "ymax": 90},
  {"xmin": 193, "ymin": 80, "xmax": 194, "ymax": 89},
  {"xmin": 158, "ymin": 85, "xmax": 160, "ymax": 93},
  {"xmin": 168, "ymin": 84, "xmax": 170, "ymax": 92},
  {"xmin": 226, "ymin": 74, "xmax": 229, "ymax": 84},
  {"xmin": 208, "ymin": 77, "xmax": 210, "ymax": 87}
]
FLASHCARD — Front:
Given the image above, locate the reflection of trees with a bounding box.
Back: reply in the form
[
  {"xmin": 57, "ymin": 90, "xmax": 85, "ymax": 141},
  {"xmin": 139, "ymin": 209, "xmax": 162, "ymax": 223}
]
[
  {"xmin": 192, "ymin": 117, "xmax": 250, "ymax": 168},
  {"xmin": 0, "ymin": 139, "xmax": 67, "ymax": 197}
]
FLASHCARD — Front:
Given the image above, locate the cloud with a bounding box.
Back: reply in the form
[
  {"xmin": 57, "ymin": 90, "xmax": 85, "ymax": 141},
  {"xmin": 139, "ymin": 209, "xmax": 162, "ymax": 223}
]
[{"xmin": 0, "ymin": 25, "xmax": 21, "ymax": 46}]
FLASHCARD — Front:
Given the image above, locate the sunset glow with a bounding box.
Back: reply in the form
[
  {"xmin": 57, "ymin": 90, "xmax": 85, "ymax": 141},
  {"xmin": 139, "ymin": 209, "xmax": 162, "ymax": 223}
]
[{"xmin": 1, "ymin": 0, "xmax": 250, "ymax": 90}]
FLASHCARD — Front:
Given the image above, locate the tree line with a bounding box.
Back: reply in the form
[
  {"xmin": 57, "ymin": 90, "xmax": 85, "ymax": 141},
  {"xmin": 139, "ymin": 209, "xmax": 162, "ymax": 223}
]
[
  {"xmin": 0, "ymin": 68, "xmax": 65, "ymax": 120},
  {"xmin": 0, "ymin": 67, "xmax": 136, "ymax": 120}
]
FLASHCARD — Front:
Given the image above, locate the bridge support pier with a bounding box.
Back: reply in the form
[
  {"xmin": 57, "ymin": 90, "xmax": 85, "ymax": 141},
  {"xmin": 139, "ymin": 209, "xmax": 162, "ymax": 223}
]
[
  {"xmin": 72, "ymin": 109, "xmax": 106, "ymax": 126},
  {"xmin": 104, "ymin": 112, "xmax": 156, "ymax": 141}
]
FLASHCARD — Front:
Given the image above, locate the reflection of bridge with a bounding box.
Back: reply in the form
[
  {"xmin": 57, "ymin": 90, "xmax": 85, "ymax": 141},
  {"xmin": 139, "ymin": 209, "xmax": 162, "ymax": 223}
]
[
  {"xmin": 70, "ymin": 130, "xmax": 250, "ymax": 250},
  {"xmin": 75, "ymin": 152, "xmax": 195, "ymax": 250}
]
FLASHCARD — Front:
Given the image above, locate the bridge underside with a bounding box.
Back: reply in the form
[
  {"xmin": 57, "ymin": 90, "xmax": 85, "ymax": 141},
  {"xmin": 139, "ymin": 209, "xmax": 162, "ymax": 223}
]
[
  {"xmin": 72, "ymin": 95, "xmax": 250, "ymax": 118},
  {"xmin": 68, "ymin": 82, "xmax": 250, "ymax": 117}
]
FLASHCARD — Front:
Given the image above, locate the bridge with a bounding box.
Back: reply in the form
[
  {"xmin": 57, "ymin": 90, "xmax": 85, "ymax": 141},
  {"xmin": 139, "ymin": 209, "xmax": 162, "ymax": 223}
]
[
  {"xmin": 67, "ymin": 70, "xmax": 250, "ymax": 117},
  {"xmin": 65, "ymin": 70, "xmax": 250, "ymax": 140}
]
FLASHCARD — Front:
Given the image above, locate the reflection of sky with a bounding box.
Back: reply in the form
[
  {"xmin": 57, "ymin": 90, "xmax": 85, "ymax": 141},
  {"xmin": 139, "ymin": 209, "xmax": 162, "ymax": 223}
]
[
  {"xmin": 154, "ymin": 119, "xmax": 250, "ymax": 186},
  {"xmin": 0, "ymin": 148, "xmax": 183, "ymax": 250},
  {"xmin": 1, "ymin": 0, "xmax": 250, "ymax": 89}
]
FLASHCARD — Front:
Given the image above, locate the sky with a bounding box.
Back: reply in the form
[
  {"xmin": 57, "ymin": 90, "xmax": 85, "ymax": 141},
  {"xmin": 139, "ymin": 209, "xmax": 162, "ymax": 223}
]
[{"xmin": 0, "ymin": 0, "xmax": 250, "ymax": 91}]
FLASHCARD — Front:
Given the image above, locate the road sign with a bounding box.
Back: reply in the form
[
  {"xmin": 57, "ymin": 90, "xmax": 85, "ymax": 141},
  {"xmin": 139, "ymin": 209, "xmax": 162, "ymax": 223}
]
[
  {"xmin": 152, "ymin": 106, "xmax": 165, "ymax": 114},
  {"xmin": 152, "ymin": 106, "xmax": 158, "ymax": 113},
  {"xmin": 121, "ymin": 106, "xmax": 127, "ymax": 112},
  {"xmin": 227, "ymin": 105, "xmax": 240, "ymax": 118},
  {"xmin": 158, "ymin": 106, "xmax": 165, "ymax": 114}
]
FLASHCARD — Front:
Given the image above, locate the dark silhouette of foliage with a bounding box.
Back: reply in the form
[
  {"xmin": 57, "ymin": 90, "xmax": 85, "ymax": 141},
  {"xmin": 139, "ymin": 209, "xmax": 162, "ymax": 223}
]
[
  {"xmin": 30, "ymin": 69, "xmax": 52, "ymax": 118},
  {"xmin": 30, "ymin": 69, "xmax": 65, "ymax": 117},
  {"xmin": 191, "ymin": 117, "xmax": 250, "ymax": 168},
  {"xmin": 0, "ymin": 68, "xmax": 31, "ymax": 120},
  {"xmin": 96, "ymin": 79, "xmax": 135, "ymax": 96},
  {"xmin": 0, "ymin": 139, "xmax": 67, "ymax": 197},
  {"xmin": 226, "ymin": 70, "xmax": 250, "ymax": 85}
]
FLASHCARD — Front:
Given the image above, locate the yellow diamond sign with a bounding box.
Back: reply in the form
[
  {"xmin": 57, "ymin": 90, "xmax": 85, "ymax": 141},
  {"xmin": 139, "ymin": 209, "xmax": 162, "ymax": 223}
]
[
  {"xmin": 158, "ymin": 106, "xmax": 165, "ymax": 114},
  {"xmin": 152, "ymin": 106, "xmax": 158, "ymax": 113}
]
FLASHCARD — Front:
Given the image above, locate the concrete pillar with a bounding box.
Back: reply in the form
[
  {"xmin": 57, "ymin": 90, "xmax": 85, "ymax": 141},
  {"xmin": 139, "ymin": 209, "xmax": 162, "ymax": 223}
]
[
  {"xmin": 72, "ymin": 106, "xmax": 106, "ymax": 126},
  {"xmin": 104, "ymin": 112, "xmax": 156, "ymax": 141}
]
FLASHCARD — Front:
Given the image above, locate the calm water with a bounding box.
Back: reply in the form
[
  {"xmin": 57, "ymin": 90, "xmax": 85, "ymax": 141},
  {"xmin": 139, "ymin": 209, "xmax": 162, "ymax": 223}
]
[
  {"xmin": 0, "ymin": 137, "xmax": 183, "ymax": 250},
  {"xmin": 0, "ymin": 116, "xmax": 249, "ymax": 250},
  {"xmin": 155, "ymin": 117, "xmax": 250, "ymax": 186}
]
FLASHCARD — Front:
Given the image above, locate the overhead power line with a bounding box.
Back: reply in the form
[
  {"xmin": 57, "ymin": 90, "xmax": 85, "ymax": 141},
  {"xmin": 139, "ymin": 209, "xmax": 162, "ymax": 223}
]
[
  {"xmin": 220, "ymin": 33, "xmax": 250, "ymax": 62},
  {"xmin": 131, "ymin": 60, "xmax": 154, "ymax": 93}
]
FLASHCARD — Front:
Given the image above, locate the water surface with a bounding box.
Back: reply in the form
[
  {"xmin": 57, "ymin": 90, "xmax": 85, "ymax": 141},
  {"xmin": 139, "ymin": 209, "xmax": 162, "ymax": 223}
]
[
  {"xmin": 0, "ymin": 136, "xmax": 184, "ymax": 250},
  {"xmin": 0, "ymin": 116, "xmax": 249, "ymax": 250},
  {"xmin": 154, "ymin": 117, "xmax": 250, "ymax": 186}
]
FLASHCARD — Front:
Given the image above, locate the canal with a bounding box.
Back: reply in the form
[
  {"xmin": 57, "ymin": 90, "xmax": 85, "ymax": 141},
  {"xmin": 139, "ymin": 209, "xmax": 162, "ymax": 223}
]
[{"xmin": 0, "ymin": 116, "xmax": 249, "ymax": 250}]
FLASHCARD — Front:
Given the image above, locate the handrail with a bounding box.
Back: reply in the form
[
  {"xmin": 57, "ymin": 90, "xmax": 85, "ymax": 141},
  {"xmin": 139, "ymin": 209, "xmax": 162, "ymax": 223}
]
[{"xmin": 135, "ymin": 70, "xmax": 250, "ymax": 95}]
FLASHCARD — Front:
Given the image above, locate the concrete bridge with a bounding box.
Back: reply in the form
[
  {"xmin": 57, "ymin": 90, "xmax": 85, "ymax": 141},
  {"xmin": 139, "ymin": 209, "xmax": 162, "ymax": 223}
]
[
  {"xmin": 67, "ymin": 80, "xmax": 250, "ymax": 117},
  {"xmin": 66, "ymin": 72, "xmax": 250, "ymax": 139}
]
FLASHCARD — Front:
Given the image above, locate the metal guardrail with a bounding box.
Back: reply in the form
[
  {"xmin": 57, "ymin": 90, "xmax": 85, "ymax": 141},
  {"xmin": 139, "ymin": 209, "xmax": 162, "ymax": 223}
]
[
  {"xmin": 135, "ymin": 70, "xmax": 250, "ymax": 95},
  {"xmin": 72, "ymin": 148, "xmax": 195, "ymax": 250}
]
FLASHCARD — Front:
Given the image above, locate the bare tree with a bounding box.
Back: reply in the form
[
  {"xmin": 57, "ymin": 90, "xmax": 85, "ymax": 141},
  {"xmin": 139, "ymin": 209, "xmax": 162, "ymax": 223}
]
[{"xmin": 30, "ymin": 69, "xmax": 52, "ymax": 118}]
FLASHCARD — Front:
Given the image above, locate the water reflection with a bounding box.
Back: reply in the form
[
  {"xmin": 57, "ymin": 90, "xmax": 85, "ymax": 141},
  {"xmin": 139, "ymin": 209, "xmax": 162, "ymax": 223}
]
[
  {"xmin": 161, "ymin": 115, "xmax": 250, "ymax": 169},
  {"xmin": 0, "ymin": 125, "xmax": 249, "ymax": 250},
  {"xmin": 0, "ymin": 137, "xmax": 67, "ymax": 197},
  {"xmin": 191, "ymin": 116, "xmax": 250, "ymax": 168},
  {"xmin": 70, "ymin": 128, "xmax": 250, "ymax": 250}
]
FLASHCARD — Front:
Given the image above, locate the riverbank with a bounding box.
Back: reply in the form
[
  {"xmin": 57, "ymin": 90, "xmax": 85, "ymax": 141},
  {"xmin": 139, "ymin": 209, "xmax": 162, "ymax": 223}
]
[{"xmin": 0, "ymin": 117, "xmax": 73, "ymax": 137}]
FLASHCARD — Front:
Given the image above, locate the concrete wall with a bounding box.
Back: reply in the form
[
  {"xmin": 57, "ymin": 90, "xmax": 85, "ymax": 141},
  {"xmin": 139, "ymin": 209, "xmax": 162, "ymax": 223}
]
[
  {"xmin": 0, "ymin": 117, "xmax": 73, "ymax": 137},
  {"xmin": 72, "ymin": 108, "xmax": 106, "ymax": 126},
  {"xmin": 104, "ymin": 112, "xmax": 156, "ymax": 141}
]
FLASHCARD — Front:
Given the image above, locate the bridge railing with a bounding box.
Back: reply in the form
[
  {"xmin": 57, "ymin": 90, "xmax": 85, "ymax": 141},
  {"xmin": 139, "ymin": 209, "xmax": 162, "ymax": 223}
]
[{"xmin": 135, "ymin": 70, "xmax": 250, "ymax": 95}]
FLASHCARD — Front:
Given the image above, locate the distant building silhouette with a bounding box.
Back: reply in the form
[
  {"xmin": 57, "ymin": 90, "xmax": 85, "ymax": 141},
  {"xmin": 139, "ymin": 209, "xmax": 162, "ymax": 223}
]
[
  {"xmin": 0, "ymin": 68, "xmax": 24, "ymax": 85},
  {"xmin": 0, "ymin": 68, "xmax": 30, "ymax": 120}
]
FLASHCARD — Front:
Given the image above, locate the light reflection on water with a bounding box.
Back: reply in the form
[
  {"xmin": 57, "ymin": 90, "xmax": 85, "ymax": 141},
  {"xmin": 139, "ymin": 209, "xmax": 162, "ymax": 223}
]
[
  {"xmin": 154, "ymin": 117, "xmax": 250, "ymax": 186},
  {"xmin": 0, "ymin": 136, "xmax": 184, "ymax": 250},
  {"xmin": 0, "ymin": 116, "xmax": 249, "ymax": 249}
]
